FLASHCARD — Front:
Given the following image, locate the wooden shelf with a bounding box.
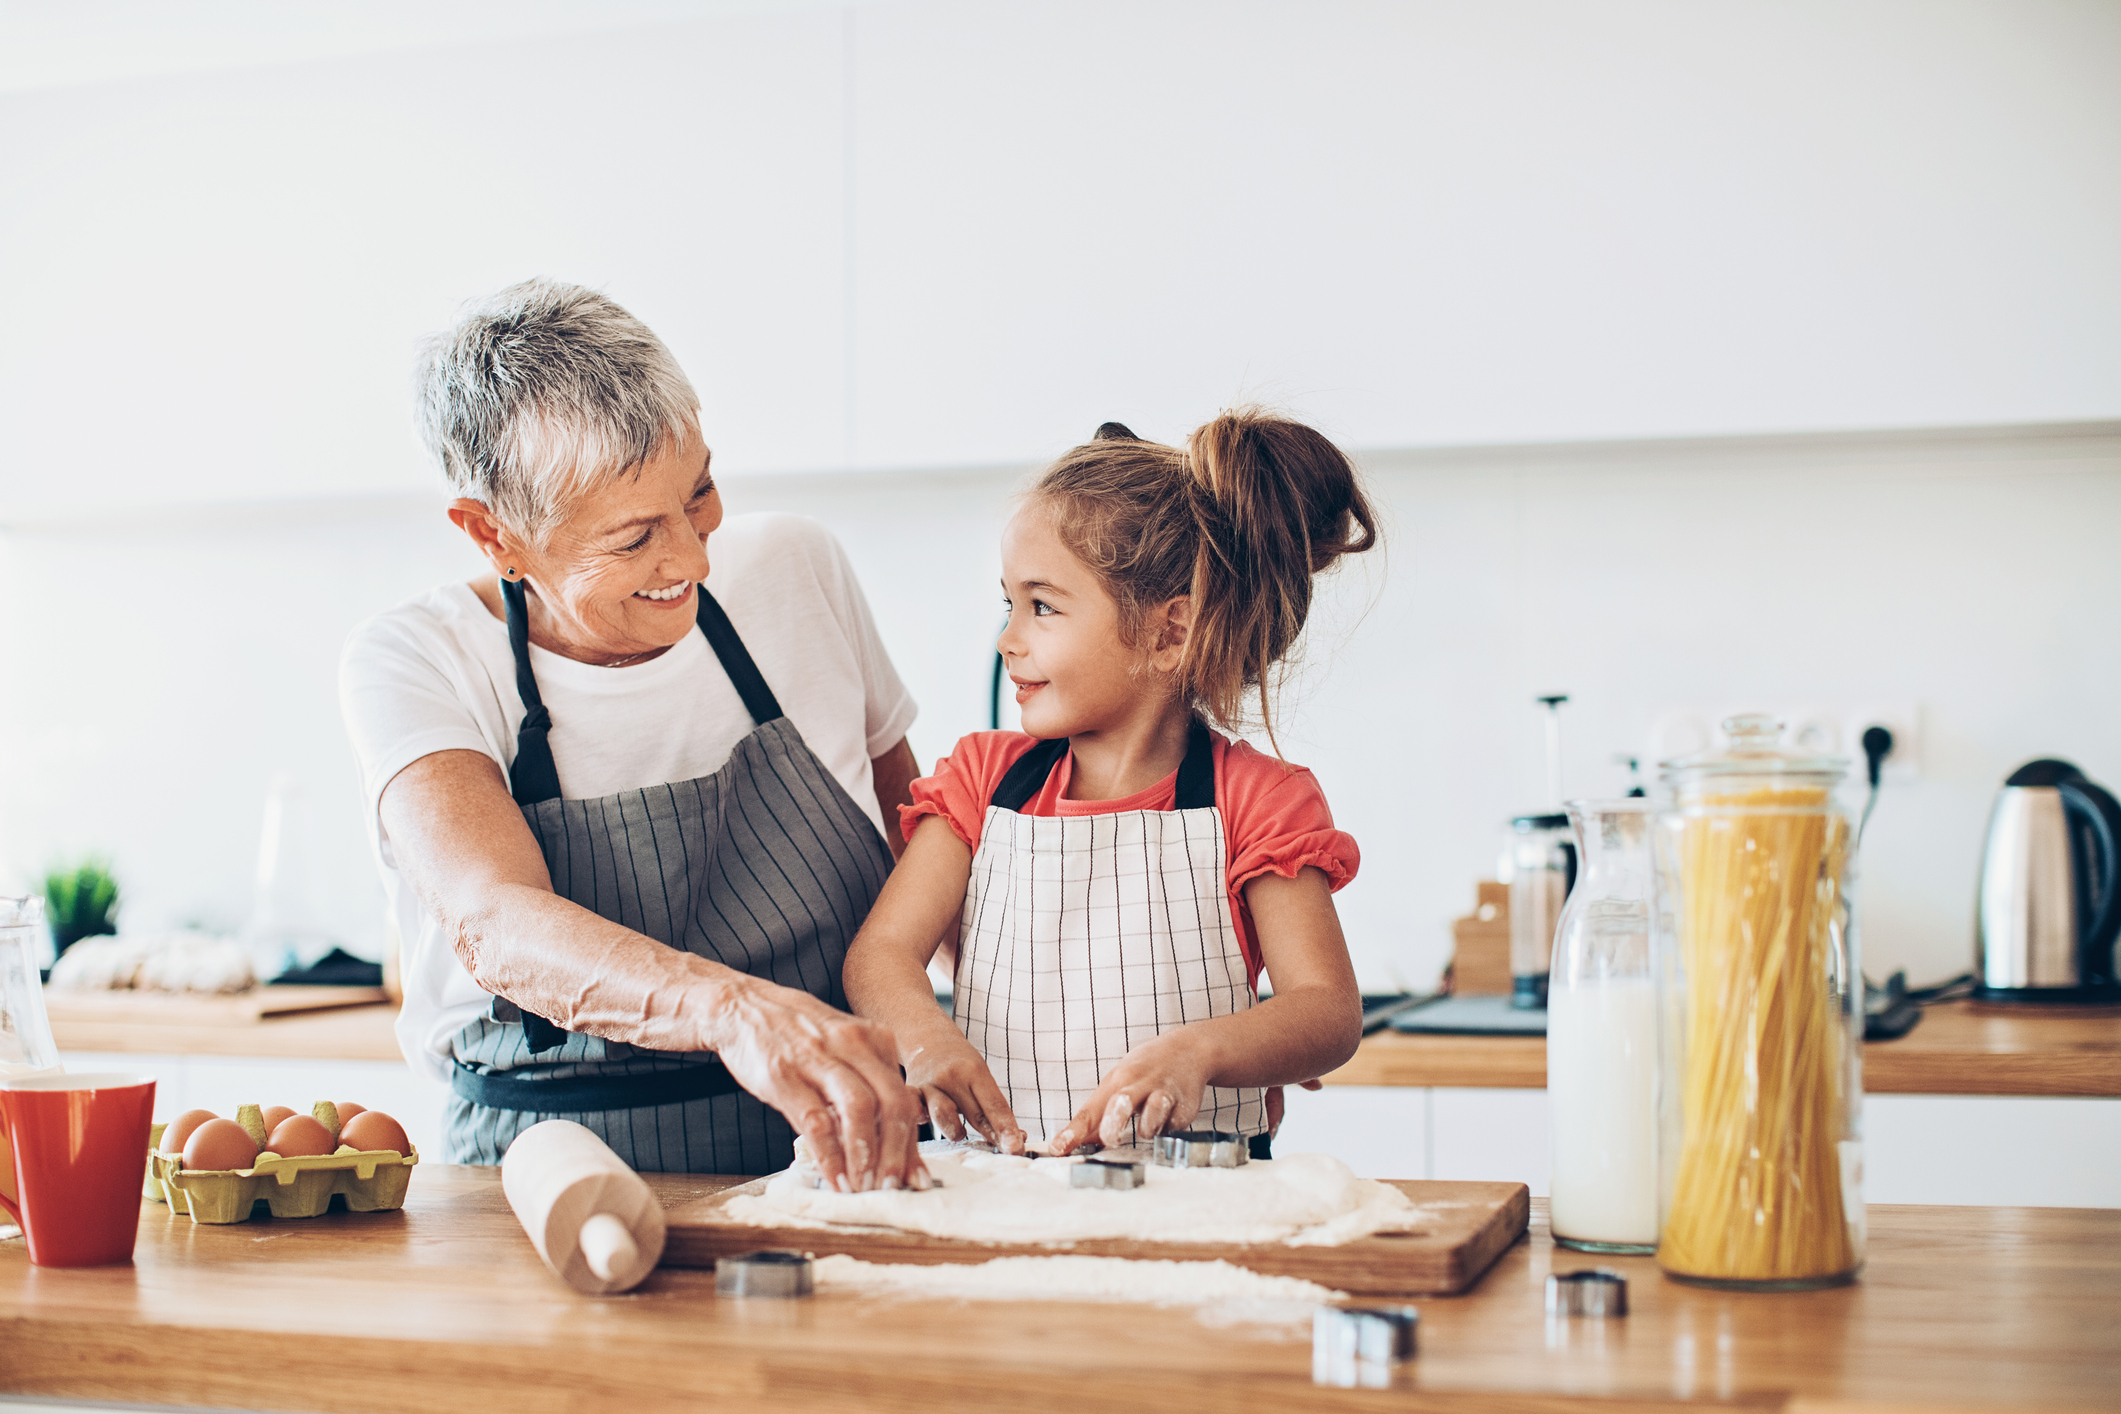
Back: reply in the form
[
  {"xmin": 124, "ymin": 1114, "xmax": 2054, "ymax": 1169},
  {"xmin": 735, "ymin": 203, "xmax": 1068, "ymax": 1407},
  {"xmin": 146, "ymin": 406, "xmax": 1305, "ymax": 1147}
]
[
  {"xmin": 3, "ymin": 1164, "xmax": 2114, "ymax": 1412},
  {"xmin": 51, "ymin": 999, "xmax": 405, "ymax": 1063},
  {"xmin": 1324, "ymin": 999, "xmax": 2121, "ymax": 1096}
]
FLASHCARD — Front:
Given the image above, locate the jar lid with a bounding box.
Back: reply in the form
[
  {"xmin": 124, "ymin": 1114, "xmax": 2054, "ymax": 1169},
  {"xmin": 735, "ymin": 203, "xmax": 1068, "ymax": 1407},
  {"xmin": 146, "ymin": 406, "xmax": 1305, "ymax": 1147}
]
[
  {"xmin": 1659, "ymin": 713, "xmax": 1847, "ymax": 783},
  {"xmin": 1510, "ymin": 813, "xmax": 1569, "ymax": 832}
]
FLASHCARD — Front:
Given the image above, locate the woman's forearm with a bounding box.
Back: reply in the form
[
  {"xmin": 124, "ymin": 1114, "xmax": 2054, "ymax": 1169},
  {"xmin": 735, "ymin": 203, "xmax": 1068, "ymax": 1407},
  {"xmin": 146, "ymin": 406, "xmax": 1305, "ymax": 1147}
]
[
  {"xmin": 385, "ymin": 748, "xmax": 753, "ymax": 1055},
  {"xmin": 450, "ymin": 879, "xmax": 751, "ymax": 1053}
]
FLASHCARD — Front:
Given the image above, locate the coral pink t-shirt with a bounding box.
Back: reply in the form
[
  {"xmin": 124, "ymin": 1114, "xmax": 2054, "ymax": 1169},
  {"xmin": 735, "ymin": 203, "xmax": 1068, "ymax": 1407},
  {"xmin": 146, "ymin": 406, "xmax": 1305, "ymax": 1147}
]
[{"xmin": 901, "ymin": 729, "xmax": 1360, "ymax": 984}]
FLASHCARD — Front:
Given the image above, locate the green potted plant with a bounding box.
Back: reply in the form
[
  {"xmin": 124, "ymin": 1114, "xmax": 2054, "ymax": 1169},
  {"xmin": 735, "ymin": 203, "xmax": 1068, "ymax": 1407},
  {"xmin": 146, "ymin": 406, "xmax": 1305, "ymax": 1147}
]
[{"xmin": 44, "ymin": 858, "xmax": 119, "ymax": 959}]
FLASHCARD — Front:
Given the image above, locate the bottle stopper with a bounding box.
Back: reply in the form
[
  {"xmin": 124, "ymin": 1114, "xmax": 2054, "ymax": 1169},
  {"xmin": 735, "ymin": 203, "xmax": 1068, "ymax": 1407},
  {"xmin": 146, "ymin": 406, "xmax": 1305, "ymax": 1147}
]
[
  {"xmin": 1312, "ymin": 1305, "xmax": 1419, "ymax": 1388},
  {"xmin": 715, "ymin": 1250, "xmax": 815, "ymax": 1298},
  {"xmin": 1153, "ymin": 1130, "xmax": 1248, "ymax": 1169},
  {"xmin": 1546, "ymin": 1269, "xmax": 1628, "ymax": 1317},
  {"xmin": 1070, "ymin": 1156, "xmax": 1146, "ymax": 1190}
]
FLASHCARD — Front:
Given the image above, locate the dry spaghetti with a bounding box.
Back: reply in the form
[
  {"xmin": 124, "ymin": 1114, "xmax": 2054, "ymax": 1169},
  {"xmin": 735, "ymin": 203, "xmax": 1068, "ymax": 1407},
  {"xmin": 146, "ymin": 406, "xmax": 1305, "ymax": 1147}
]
[{"xmin": 1658, "ymin": 785, "xmax": 1861, "ymax": 1286}]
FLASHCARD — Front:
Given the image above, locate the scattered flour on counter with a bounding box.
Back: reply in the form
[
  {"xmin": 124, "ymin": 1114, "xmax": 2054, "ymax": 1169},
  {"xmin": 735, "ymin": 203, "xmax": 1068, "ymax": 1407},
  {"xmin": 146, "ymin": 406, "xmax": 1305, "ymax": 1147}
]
[
  {"xmin": 721, "ymin": 1147, "xmax": 1426, "ymax": 1248},
  {"xmin": 812, "ymin": 1253, "xmax": 1344, "ymax": 1308}
]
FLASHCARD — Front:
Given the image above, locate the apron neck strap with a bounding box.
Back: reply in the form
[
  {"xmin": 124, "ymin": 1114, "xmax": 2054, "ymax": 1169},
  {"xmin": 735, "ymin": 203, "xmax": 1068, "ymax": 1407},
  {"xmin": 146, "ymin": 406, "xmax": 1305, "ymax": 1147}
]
[
  {"xmin": 501, "ymin": 578, "xmax": 563, "ymax": 806},
  {"xmin": 989, "ymin": 719, "xmax": 1216, "ymax": 813},
  {"xmin": 1173, "ymin": 718, "xmax": 1215, "ymax": 810},
  {"xmin": 501, "ymin": 578, "xmax": 785, "ymax": 807},
  {"xmin": 693, "ymin": 585, "xmax": 784, "ymax": 726}
]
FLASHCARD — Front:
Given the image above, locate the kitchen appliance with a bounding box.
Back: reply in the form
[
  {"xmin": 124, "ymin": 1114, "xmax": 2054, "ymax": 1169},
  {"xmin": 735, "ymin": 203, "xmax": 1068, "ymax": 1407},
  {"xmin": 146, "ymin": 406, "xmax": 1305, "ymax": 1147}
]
[
  {"xmin": 1506, "ymin": 814, "xmax": 1573, "ymax": 1008},
  {"xmin": 1505, "ymin": 694, "xmax": 1577, "ymax": 1009},
  {"xmin": 1974, "ymin": 759, "xmax": 2121, "ymax": 1003}
]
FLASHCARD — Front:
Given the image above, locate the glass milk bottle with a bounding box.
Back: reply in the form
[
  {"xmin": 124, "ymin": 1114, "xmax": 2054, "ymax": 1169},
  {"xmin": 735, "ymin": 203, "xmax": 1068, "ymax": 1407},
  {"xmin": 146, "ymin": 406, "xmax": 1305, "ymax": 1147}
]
[
  {"xmin": 1546, "ymin": 800, "xmax": 1658, "ymax": 1253},
  {"xmin": 1652, "ymin": 714, "xmax": 1865, "ymax": 1290},
  {"xmin": 0, "ymin": 895, "xmax": 63, "ymax": 1236}
]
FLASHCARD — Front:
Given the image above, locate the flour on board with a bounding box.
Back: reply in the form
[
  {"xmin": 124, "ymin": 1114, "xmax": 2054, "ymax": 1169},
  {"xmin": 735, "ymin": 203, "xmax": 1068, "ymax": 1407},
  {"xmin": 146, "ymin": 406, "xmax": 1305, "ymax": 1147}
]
[{"xmin": 722, "ymin": 1146, "xmax": 1426, "ymax": 1247}]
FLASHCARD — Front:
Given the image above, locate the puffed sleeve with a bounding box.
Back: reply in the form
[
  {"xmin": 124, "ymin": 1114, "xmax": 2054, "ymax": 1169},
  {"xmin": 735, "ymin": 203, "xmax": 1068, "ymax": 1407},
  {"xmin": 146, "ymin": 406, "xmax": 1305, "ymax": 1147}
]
[
  {"xmin": 1214, "ymin": 738, "xmax": 1361, "ymax": 896},
  {"xmin": 900, "ymin": 731, "xmax": 1042, "ymax": 852}
]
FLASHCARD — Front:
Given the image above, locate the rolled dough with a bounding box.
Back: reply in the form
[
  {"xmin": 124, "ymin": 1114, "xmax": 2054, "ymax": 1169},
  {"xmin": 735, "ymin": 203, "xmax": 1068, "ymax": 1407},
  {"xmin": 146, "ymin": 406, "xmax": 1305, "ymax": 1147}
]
[{"xmin": 723, "ymin": 1144, "xmax": 1424, "ymax": 1247}]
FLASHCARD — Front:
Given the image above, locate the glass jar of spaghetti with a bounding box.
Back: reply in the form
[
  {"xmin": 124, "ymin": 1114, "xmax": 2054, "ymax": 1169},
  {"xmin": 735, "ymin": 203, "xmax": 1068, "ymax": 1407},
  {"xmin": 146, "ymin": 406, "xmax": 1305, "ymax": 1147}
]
[{"xmin": 1651, "ymin": 714, "xmax": 1864, "ymax": 1290}]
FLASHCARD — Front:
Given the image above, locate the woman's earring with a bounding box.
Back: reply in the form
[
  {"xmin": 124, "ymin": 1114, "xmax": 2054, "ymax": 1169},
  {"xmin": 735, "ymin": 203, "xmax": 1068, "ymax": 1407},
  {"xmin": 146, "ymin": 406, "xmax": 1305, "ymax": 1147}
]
[{"xmin": 505, "ymin": 567, "xmax": 517, "ymax": 579}]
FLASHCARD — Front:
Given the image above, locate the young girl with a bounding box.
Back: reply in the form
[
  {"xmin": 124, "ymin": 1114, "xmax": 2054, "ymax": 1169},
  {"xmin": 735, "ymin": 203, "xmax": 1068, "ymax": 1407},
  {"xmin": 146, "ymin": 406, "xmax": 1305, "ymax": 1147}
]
[{"xmin": 843, "ymin": 410, "xmax": 1377, "ymax": 1158}]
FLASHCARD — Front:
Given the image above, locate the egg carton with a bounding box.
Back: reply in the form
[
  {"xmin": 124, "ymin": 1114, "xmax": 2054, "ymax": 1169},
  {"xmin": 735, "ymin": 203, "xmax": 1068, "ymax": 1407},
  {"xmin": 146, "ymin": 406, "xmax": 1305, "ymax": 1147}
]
[{"xmin": 144, "ymin": 1101, "xmax": 419, "ymax": 1225}]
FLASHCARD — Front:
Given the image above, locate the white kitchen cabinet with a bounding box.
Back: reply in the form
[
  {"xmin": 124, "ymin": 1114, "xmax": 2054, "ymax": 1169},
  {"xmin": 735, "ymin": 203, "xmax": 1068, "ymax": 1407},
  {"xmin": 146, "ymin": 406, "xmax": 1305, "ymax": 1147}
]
[{"xmin": 1281, "ymin": 1085, "xmax": 2120, "ymax": 1207}]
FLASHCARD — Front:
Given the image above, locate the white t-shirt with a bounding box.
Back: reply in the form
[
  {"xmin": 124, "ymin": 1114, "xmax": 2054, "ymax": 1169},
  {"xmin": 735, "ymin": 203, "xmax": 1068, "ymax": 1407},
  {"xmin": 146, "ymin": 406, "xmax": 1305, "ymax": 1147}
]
[{"xmin": 339, "ymin": 513, "xmax": 917, "ymax": 1083}]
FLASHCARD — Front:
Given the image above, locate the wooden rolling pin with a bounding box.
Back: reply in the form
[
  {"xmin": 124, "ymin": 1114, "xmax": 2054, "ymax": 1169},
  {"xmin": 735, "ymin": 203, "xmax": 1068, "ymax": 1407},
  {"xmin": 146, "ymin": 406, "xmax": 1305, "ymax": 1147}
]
[{"xmin": 501, "ymin": 1120, "xmax": 667, "ymax": 1294}]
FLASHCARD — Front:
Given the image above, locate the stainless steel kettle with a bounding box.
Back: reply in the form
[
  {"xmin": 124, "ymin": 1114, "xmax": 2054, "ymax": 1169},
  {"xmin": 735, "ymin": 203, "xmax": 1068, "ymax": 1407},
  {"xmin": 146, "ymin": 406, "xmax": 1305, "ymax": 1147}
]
[{"xmin": 1974, "ymin": 759, "xmax": 2121, "ymax": 1002}]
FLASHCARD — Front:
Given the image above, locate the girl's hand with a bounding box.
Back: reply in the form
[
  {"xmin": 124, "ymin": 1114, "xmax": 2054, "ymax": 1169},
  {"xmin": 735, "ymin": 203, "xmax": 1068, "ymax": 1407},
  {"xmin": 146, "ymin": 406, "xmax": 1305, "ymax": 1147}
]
[
  {"xmin": 905, "ymin": 1032, "xmax": 1026, "ymax": 1154},
  {"xmin": 1051, "ymin": 1030, "xmax": 1215, "ymax": 1153}
]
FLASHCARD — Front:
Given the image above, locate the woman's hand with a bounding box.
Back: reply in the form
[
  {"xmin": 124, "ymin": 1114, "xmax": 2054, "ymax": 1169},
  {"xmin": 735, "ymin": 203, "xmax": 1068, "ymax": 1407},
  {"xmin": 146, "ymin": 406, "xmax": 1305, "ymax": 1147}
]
[
  {"xmin": 1051, "ymin": 1029, "xmax": 1216, "ymax": 1154},
  {"xmin": 706, "ymin": 973, "xmax": 928, "ymax": 1192},
  {"xmin": 904, "ymin": 1030, "xmax": 1025, "ymax": 1153}
]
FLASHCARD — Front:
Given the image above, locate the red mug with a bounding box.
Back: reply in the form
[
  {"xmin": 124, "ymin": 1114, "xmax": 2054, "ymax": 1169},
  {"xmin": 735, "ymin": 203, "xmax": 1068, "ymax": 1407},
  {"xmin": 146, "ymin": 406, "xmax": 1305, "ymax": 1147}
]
[{"xmin": 0, "ymin": 1072, "xmax": 156, "ymax": 1267}]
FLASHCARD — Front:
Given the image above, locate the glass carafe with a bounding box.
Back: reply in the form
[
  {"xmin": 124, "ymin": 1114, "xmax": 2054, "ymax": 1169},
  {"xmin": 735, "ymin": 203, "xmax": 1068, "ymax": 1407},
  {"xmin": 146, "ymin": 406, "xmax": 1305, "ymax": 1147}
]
[
  {"xmin": 1547, "ymin": 799, "xmax": 1658, "ymax": 1253},
  {"xmin": 1, "ymin": 896, "xmax": 63, "ymax": 1230},
  {"xmin": 1652, "ymin": 714, "xmax": 1864, "ymax": 1290}
]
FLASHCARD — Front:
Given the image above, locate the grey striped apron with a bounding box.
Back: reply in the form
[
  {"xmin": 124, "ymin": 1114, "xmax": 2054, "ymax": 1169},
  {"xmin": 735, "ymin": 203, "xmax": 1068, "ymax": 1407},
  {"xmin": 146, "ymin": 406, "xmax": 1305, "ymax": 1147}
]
[{"xmin": 443, "ymin": 578, "xmax": 893, "ymax": 1173}]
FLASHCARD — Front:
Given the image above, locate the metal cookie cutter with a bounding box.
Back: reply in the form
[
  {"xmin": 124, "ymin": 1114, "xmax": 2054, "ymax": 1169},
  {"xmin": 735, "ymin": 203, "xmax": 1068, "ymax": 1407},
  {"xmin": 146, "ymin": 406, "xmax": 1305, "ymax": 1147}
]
[
  {"xmin": 1153, "ymin": 1130, "xmax": 1248, "ymax": 1169},
  {"xmin": 1312, "ymin": 1305, "xmax": 1419, "ymax": 1388},
  {"xmin": 1546, "ymin": 1269, "xmax": 1628, "ymax": 1317},
  {"xmin": 1070, "ymin": 1155, "xmax": 1147, "ymax": 1190},
  {"xmin": 716, "ymin": 1250, "xmax": 815, "ymax": 1298}
]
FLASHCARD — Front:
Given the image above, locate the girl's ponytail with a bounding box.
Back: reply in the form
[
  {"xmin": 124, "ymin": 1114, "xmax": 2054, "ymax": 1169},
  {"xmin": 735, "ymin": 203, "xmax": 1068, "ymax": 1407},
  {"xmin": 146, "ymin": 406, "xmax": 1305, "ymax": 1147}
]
[
  {"xmin": 1180, "ymin": 411, "xmax": 1377, "ymax": 741},
  {"xmin": 1031, "ymin": 407, "xmax": 1377, "ymax": 747}
]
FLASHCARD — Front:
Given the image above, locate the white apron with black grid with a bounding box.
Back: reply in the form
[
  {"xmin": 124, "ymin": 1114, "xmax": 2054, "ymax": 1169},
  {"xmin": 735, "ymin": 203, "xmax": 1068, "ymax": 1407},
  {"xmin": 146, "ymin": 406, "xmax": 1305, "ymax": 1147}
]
[
  {"xmin": 443, "ymin": 578, "xmax": 893, "ymax": 1174},
  {"xmin": 951, "ymin": 722, "xmax": 1268, "ymax": 1148}
]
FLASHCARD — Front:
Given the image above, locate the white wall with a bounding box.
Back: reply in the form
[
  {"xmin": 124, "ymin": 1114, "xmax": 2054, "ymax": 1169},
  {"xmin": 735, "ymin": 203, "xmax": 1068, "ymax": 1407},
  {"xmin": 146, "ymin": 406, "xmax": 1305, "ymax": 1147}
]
[
  {"xmin": 1, "ymin": 3, "xmax": 2117, "ymax": 991},
  {"xmin": 5, "ymin": 424, "xmax": 2116, "ymax": 991},
  {"xmin": 1, "ymin": 0, "xmax": 2117, "ymax": 517}
]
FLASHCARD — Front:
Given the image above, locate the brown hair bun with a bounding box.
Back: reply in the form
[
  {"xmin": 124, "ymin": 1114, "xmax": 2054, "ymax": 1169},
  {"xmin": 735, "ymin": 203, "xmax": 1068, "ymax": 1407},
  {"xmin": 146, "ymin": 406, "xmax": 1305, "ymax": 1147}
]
[{"xmin": 1031, "ymin": 407, "xmax": 1378, "ymax": 742}]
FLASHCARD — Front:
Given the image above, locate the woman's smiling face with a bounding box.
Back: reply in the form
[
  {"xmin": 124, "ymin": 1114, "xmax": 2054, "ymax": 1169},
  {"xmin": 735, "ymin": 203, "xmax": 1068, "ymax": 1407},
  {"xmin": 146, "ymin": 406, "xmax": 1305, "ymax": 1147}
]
[
  {"xmin": 495, "ymin": 426, "xmax": 722, "ymax": 664},
  {"xmin": 998, "ymin": 506, "xmax": 1163, "ymax": 739}
]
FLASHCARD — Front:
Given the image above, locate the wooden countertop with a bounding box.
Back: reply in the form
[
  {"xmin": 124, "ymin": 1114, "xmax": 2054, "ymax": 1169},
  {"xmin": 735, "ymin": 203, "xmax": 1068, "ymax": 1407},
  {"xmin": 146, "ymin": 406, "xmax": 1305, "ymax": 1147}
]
[
  {"xmin": 1325, "ymin": 999, "xmax": 2121, "ymax": 1097},
  {"xmin": 2, "ymin": 1165, "xmax": 2113, "ymax": 1412},
  {"xmin": 51, "ymin": 999, "xmax": 406, "ymax": 1063},
  {"xmin": 54, "ymin": 995, "xmax": 2121, "ymax": 1099}
]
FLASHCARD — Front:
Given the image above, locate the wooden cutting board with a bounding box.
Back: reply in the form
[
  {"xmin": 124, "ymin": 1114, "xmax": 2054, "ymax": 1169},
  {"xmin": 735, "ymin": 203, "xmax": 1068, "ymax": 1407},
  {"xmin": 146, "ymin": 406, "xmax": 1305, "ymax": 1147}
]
[
  {"xmin": 41, "ymin": 984, "xmax": 389, "ymax": 1025},
  {"xmin": 662, "ymin": 1177, "xmax": 1528, "ymax": 1297}
]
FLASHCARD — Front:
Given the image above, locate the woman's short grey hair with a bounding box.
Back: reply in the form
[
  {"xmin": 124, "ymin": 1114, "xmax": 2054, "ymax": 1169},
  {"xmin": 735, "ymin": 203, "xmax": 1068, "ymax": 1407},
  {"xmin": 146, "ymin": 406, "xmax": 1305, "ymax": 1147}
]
[{"xmin": 414, "ymin": 279, "xmax": 699, "ymax": 540}]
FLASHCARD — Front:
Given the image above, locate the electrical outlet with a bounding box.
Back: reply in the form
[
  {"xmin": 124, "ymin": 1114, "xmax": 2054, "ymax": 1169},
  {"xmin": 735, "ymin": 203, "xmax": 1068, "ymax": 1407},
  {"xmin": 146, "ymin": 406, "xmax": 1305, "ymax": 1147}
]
[{"xmin": 1845, "ymin": 703, "xmax": 1922, "ymax": 781}]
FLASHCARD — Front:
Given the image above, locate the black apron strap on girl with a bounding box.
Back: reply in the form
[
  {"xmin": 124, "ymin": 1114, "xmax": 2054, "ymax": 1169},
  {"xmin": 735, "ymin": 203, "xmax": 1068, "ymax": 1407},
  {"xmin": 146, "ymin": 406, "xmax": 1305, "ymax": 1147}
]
[
  {"xmin": 988, "ymin": 720, "xmax": 1216, "ymax": 813},
  {"xmin": 502, "ymin": 579, "xmax": 782, "ymax": 807}
]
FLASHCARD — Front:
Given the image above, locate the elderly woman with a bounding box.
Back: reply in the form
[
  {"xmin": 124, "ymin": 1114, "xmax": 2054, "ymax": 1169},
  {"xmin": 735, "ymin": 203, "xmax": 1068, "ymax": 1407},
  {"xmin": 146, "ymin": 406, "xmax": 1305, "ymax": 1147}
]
[{"xmin": 340, "ymin": 280, "xmax": 924, "ymax": 1190}]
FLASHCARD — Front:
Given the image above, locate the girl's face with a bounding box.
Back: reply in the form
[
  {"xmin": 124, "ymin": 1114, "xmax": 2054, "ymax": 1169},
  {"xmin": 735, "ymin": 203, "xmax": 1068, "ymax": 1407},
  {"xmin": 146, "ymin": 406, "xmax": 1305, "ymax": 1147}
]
[{"xmin": 997, "ymin": 506, "xmax": 1181, "ymax": 739}]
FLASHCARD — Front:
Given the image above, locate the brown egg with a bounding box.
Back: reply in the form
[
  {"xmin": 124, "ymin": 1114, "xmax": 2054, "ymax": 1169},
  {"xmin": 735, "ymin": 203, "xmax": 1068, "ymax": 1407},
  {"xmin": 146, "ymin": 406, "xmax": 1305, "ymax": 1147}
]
[
  {"xmin": 260, "ymin": 1105, "xmax": 297, "ymax": 1132},
  {"xmin": 333, "ymin": 1101, "xmax": 367, "ymax": 1125},
  {"xmin": 266, "ymin": 1114, "xmax": 336, "ymax": 1158},
  {"xmin": 160, "ymin": 1109, "xmax": 219, "ymax": 1154},
  {"xmin": 182, "ymin": 1119, "xmax": 261, "ymax": 1171},
  {"xmin": 339, "ymin": 1110, "xmax": 410, "ymax": 1156}
]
